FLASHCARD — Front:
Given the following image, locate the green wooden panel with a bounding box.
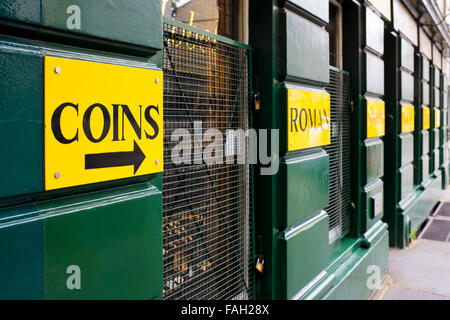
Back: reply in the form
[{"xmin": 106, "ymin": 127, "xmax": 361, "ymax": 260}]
[
  {"xmin": 430, "ymin": 151, "xmax": 435, "ymax": 173},
  {"xmin": 366, "ymin": 7, "xmax": 384, "ymax": 54},
  {"xmin": 406, "ymin": 176, "xmax": 442, "ymax": 231},
  {"xmin": 401, "ymin": 71, "xmax": 414, "ymax": 102},
  {"xmin": 42, "ymin": 0, "xmax": 162, "ymax": 50},
  {"xmin": 399, "ymin": 163, "xmax": 414, "ymax": 201},
  {"xmin": 0, "ymin": 42, "xmax": 43, "ymax": 199},
  {"xmin": 325, "ymin": 231, "xmax": 388, "ymax": 300},
  {"xmin": 421, "ymin": 155, "xmax": 430, "ymax": 179},
  {"xmin": 365, "ymin": 138, "xmax": 384, "ymax": 184},
  {"xmin": 435, "ymin": 89, "xmax": 441, "ymax": 107},
  {"xmin": 423, "ymin": 82, "xmax": 430, "ymax": 105},
  {"xmin": 435, "ymin": 69, "xmax": 441, "ymax": 89},
  {"xmin": 422, "ymin": 130, "xmax": 429, "ymax": 155},
  {"xmin": 0, "ymin": 0, "xmax": 40, "ymax": 24},
  {"xmin": 399, "ymin": 133, "xmax": 414, "ymax": 167},
  {"xmin": 423, "ymin": 58, "xmax": 430, "ymax": 81},
  {"xmin": 40, "ymin": 183, "xmax": 162, "ymax": 299},
  {"xmin": 434, "ymin": 128, "xmax": 440, "ymax": 150},
  {"xmin": 363, "ymin": 179, "xmax": 383, "ymax": 230},
  {"xmin": 366, "ymin": 52, "xmax": 384, "ymax": 95},
  {"xmin": 435, "ymin": 149, "xmax": 440, "ymax": 171},
  {"xmin": 285, "ymin": 11, "xmax": 329, "ymax": 83},
  {"xmin": 401, "ymin": 38, "xmax": 414, "ymax": 72},
  {"xmin": 288, "ymin": 0, "xmax": 328, "ymax": 22},
  {"xmin": 280, "ymin": 211, "xmax": 329, "ymax": 299},
  {"xmin": 282, "ymin": 150, "xmax": 329, "ymax": 228},
  {"xmin": 0, "ymin": 205, "xmax": 43, "ymax": 299}
]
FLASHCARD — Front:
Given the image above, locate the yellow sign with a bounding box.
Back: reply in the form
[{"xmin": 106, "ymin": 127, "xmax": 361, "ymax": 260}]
[
  {"xmin": 287, "ymin": 89, "xmax": 331, "ymax": 151},
  {"xmin": 44, "ymin": 56, "xmax": 163, "ymax": 190},
  {"xmin": 367, "ymin": 100, "xmax": 385, "ymax": 138},
  {"xmin": 401, "ymin": 105, "xmax": 415, "ymax": 133},
  {"xmin": 435, "ymin": 109, "xmax": 441, "ymax": 128},
  {"xmin": 423, "ymin": 107, "xmax": 430, "ymax": 129}
]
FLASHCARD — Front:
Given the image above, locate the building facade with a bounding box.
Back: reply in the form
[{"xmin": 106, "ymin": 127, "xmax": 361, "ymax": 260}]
[{"xmin": 0, "ymin": 0, "xmax": 449, "ymax": 299}]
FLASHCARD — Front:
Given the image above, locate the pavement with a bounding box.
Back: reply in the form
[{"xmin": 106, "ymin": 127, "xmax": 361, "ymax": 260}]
[{"xmin": 372, "ymin": 187, "xmax": 450, "ymax": 300}]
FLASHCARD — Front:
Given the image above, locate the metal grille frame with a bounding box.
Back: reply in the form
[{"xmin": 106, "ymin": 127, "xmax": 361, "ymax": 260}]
[
  {"xmin": 162, "ymin": 20, "xmax": 253, "ymax": 300},
  {"xmin": 325, "ymin": 67, "xmax": 352, "ymax": 243}
]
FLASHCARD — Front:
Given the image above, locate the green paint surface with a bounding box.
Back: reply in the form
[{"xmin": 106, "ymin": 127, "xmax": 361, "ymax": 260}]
[
  {"xmin": 288, "ymin": 0, "xmax": 329, "ymax": 22},
  {"xmin": 365, "ymin": 7, "xmax": 384, "ymax": 54},
  {"xmin": 422, "ymin": 130, "xmax": 430, "ymax": 154},
  {"xmin": 40, "ymin": 183, "xmax": 162, "ymax": 299},
  {"xmin": 399, "ymin": 163, "xmax": 414, "ymax": 201},
  {"xmin": 284, "ymin": 11, "xmax": 329, "ymax": 83},
  {"xmin": 365, "ymin": 138, "xmax": 384, "ymax": 184},
  {"xmin": 401, "ymin": 71, "xmax": 414, "ymax": 102},
  {"xmin": 281, "ymin": 211, "xmax": 329, "ymax": 299},
  {"xmin": 0, "ymin": 204, "xmax": 43, "ymax": 299},
  {"xmin": 42, "ymin": 0, "xmax": 162, "ymax": 50},
  {"xmin": 0, "ymin": 43, "xmax": 43, "ymax": 199},
  {"xmin": 0, "ymin": 0, "xmax": 40, "ymax": 24},
  {"xmin": 363, "ymin": 179, "xmax": 383, "ymax": 230},
  {"xmin": 400, "ymin": 38, "xmax": 414, "ymax": 72},
  {"xmin": 282, "ymin": 150, "xmax": 329, "ymax": 228},
  {"xmin": 399, "ymin": 133, "xmax": 414, "ymax": 167},
  {"xmin": 366, "ymin": 52, "xmax": 384, "ymax": 95},
  {"xmin": 325, "ymin": 230, "xmax": 388, "ymax": 300}
]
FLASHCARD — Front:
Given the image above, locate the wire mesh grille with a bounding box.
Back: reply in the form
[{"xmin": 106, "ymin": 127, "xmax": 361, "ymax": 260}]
[
  {"xmin": 325, "ymin": 68, "xmax": 351, "ymax": 243},
  {"xmin": 162, "ymin": 21, "xmax": 252, "ymax": 300}
]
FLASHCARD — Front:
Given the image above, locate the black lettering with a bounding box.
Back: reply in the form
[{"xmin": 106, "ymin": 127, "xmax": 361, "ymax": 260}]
[
  {"xmin": 112, "ymin": 104, "xmax": 120, "ymax": 141},
  {"xmin": 121, "ymin": 104, "xmax": 142, "ymax": 140},
  {"xmin": 323, "ymin": 109, "xmax": 330, "ymax": 126},
  {"xmin": 308, "ymin": 109, "xmax": 313, "ymax": 128},
  {"xmin": 51, "ymin": 102, "xmax": 79, "ymax": 144},
  {"xmin": 290, "ymin": 108, "xmax": 298, "ymax": 132},
  {"xmin": 299, "ymin": 108, "xmax": 307, "ymax": 131},
  {"xmin": 83, "ymin": 103, "xmax": 111, "ymax": 143},
  {"xmin": 144, "ymin": 105, "xmax": 160, "ymax": 139}
]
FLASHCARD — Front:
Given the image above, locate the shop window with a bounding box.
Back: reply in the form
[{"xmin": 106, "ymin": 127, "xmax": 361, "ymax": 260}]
[{"xmin": 162, "ymin": 0, "xmax": 238, "ymax": 40}]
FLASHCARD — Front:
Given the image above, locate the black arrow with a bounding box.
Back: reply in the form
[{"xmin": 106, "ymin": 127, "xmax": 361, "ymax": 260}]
[{"xmin": 85, "ymin": 141, "xmax": 146, "ymax": 174}]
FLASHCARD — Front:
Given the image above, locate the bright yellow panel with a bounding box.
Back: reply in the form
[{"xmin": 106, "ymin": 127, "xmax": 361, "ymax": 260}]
[
  {"xmin": 45, "ymin": 56, "xmax": 163, "ymax": 190},
  {"xmin": 287, "ymin": 89, "xmax": 330, "ymax": 151},
  {"xmin": 367, "ymin": 100, "xmax": 385, "ymax": 138},
  {"xmin": 435, "ymin": 109, "xmax": 441, "ymax": 128},
  {"xmin": 401, "ymin": 105, "xmax": 415, "ymax": 133},
  {"xmin": 423, "ymin": 107, "xmax": 430, "ymax": 129}
]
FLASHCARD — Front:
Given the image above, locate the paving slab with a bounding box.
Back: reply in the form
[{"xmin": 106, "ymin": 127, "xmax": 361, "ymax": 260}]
[{"xmin": 386, "ymin": 239, "xmax": 450, "ymax": 298}]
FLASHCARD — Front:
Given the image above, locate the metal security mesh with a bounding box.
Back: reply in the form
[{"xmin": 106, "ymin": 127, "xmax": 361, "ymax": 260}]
[
  {"xmin": 162, "ymin": 21, "xmax": 252, "ymax": 300},
  {"xmin": 325, "ymin": 68, "xmax": 351, "ymax": 243}
]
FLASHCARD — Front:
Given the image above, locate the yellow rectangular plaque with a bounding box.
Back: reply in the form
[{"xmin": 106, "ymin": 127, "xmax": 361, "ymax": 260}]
[
  {"xmin": 367, "ymin": 100, "xmax": 385, "ymax": 138},
  {"xmin": 287, "ymin": 89, "xmax": 331, "ymax": 151},
  {"xmin": 435, "ymin": 108, "xmax": 441, "ymax": 128},
  {"xmin": 423, "ymin": 107, "xmax": 430, "ymax": 129},
  {"xmin": 44, "ymin": 56, "xmax": 163, "ymax": 190},
  {"xmin": 401, "ymin": 105, "xmax": 415, "ymax": 133}
]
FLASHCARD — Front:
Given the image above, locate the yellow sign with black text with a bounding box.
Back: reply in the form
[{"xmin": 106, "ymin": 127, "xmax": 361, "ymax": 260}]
[
  {"xmin": 435, "ymin": 109, "xmax": 441, "ymax": 128},
  {"xmin": 287, "ymin": 89, "xmax": 331, "ymax": 151},
  {"xmin": 44, "ymin": 56, "xmax": 163, "ymax": 190},
  {"xmin": 367, "ymin": 100, "xmax": 385, "ymax": 138},
  {"xmin": 423, "ymin": 107, "xmax": 430, "ymax": 129},
  {"xmin": 401, "ymin": 105, "xmax": 415, "ymax": 133}
]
